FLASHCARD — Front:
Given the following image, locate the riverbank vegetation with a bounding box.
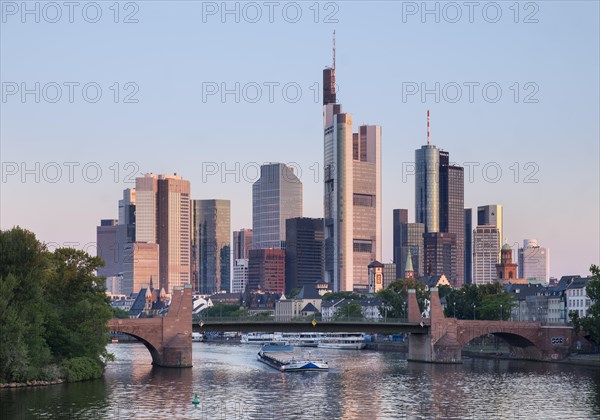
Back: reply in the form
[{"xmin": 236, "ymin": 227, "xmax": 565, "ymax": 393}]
[{"xmin": 0, "ymin": 227, "xmax": 113, "ymax": 384}]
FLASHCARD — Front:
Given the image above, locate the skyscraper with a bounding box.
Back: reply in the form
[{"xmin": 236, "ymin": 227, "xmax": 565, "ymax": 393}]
[
  {"xmin": 464, "ymin": 208, "xmax": 473, "ymax": 285},
  {"xmin": 393, "ymin": 209, "xmax": 424, "ymax": 280},
  {"xmin": 233, "ymin": 228, "xmax": 253, "ymax": 260},
  {"xmin": 122, "ymin": 242, "xmax": 159, "ymax": 295},
  {"xmin": 232, "ymin": 258, "xmax": 249, "ymax": 293},
  {"xmin": 252, "ymin": 163, "xmax": 302, "ymax": 250},
  {"xmin": 285, "ymin": 217, "xmax": 324, "ymax": 293},
  {"xmin": 414, "ymin": 116, "xmax": 464, "ymax": 286},
  {"xmin": 323, "ymin": 56, "xmax": 382, "ymax": 292},
  {"xmin": 248, "ymin": 249, "xmax": 285, "ymax": 294},
  {"xmin": 477, "ymin": 204, "xmax": 503, "ymax": 255},
  {"xmin": 424, "ymin": 232, "xmax": 457, "ymax": 280},
  {"xmin": 518, "ymin": 239, "xmax": 550, "ymax": 283},
  {"xmin": 97, "ymin": 219, "xmax": 119, "ymax": 279},
  {"xmin": 473, "ymin": 225, "xmax": 500, "ymax": 285},
  {"xmin": 135, "ymin": 173, "xmax": 191, "ymax": 293},
  {"xmin": 192, "ymin": 199, "xmax": 231, "ymax": 294}
]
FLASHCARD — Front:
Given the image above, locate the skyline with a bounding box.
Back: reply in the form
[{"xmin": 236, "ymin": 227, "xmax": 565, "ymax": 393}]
[{"xmin": 1, "ymin": 2, "xmax": 599, "ymax": 278}]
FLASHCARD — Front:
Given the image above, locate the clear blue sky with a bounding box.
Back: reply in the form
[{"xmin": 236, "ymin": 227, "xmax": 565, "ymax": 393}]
[{"xmin": 1, "ymin": 1, "xmax": 599, "ymax": 278}]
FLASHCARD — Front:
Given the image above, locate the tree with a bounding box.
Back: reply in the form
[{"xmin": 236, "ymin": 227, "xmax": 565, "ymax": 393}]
[
  {"xmin": 0, "ymin": 228, "xmax": 113, "ymax": 383},
  {"xmin": 376, "ymin": 278, "xmax": 429, "ymax": 319},
  {"xmin": 579, "ymin": 265, "xmax": 600, "ymax": 343},
  {"xmin": 321, "ymin": 291, "xmax": 363, "ymax": 301},
  {"xmin": 334, "ymin": 301, "xmax": 363, "ymax": 320},
  {"xmin": 444, "ymin": 282, "xmax": 514, "ymax": 320}
]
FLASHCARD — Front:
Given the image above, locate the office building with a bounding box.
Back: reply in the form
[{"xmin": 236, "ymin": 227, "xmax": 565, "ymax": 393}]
[
  {"xmin": 192, "ymin": 199, "xmax": 231, "ymax": 294},
  {"xmin": 232, "ymin": 258, "xmax": 249, "ymax": 293},
  {"xmin": 233, "ymin": 228, "xmax": 253, "ymax": 260},
  {"xmin": 135, "ymin": 173, "xmax": 191, "ymax": 293},
  {"xmin": 464, "ymin": 209, "xmax": 473, "ymax": 285},
  {"xmin": 122, "ymin": 242, "xmax": 160, "ymax": 295},
  {"xmin": 415, "ymin": 144, "xmax": 440, "ymax": 233},
  {"xmin": 323, "ymin": 62, "xmax": 382, "ymax": 291},
  {"xmin": 285, "ymin": 217, "xmax": 324, "ymax": 294},
  {"xmin": 252, "ymin": 163, "xmax": 302, "ymax": 250},
  {"xmin": 248, "ymin": 249, "xmax": 286, "ymax": 294},
  {"xmin": 477, "ymin": 205, "xmax": 503, "ymax": 256},
  {"xmin": 393, "ymin": 209, "xmax": 425, "ymax": 279},
  {"xmin": 518, "ymin": 239, "xmax": 550, "ymax": 283},
  {"xmin": 423, "ymin": 232, "xmax": 457, "ymax": 281},
  {"xmin": 473, "ymin": 225, "xmax": 500, "ymax": 285},
  {"xmin": 97, "ymin": 219, "xmax": 119, "ymax": 279}
]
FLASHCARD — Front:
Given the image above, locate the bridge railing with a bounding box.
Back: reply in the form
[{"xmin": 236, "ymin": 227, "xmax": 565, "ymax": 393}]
[{"xmin": 193, "ymin": 314, "xmax": 410, "ymax": 324}]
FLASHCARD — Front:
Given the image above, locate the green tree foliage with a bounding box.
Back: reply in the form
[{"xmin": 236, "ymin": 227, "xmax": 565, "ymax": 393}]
[
  {"xmin": 0, "ymin": 227, "xmax": 113, "ymax": 383},
  {"xmin": 577, "ymin": 265, "xmax": 600, "ymax": 343},
  {"xmin": 334, "ymin": 301, "xmax": 363, "ymax": 320},
  {"xmin": 321, "ymin": 291, "xmax": 364, "ymax": 301},
  {"xmin": 444, "ymin": 282, "xmax": 514, "ymax": 320},
  {"xmin": 376, "ymin": 278, "xmax": 429, "ymax": 319},
  {"xmin": 202, "ymin": 303, "xmax": 243, "ymax": 318},
  {"xmin": 112, "ymin": 307, "xmax": 130, "ymax": 319}
]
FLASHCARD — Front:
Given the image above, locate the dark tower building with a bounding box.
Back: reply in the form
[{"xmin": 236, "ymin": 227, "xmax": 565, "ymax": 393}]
[
  {"xmin": 464, "ymin": 208, "xmax": 473, "ymax": 285},
  {"xmin": 423, "ymin": 232, "xmax": 457, "ymax": 280},
  {"xmin": 393, "ymin": 208, "xmax": 424, "ymax": 279},
  {"xmin": 248, "ymin": 249, "xmax": 285, "ymax": 294},
  {"xmin": 392, "ymin": 209, "xmax": 408, "ymax": 269},
  {"xmin": 285, "ymin": 217, "xmax": 324, "ymax": 294}
]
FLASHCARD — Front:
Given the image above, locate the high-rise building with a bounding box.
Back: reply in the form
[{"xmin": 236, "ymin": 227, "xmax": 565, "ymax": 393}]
[
  {"xmin": 323, "ymin": 64, "xmax": 382, "ymax": 291},
  {"xmin": 473, "ymin": 225, "xmax": 500, "ymax": 285},
  {"xmin": 233, "ymin": 228, "xmax": 253, "ymax": 260},
  {"xmin": 232, "ymin": 258, "xmax": 249, "ymax": 293},
  {"xmin": 415, "ymin": 145, "xmax": 440, "ymax": 233},
  {"xmin": 423, "ymin": 232, "xmax": 457, "ymax": 280},
  {"xmin": 135, "ymin": 173, "xmax": 191, "ymax": 293},
  {"xmin": 464, "ymin": 208, "xmax": 473, "ymax": 285},
  {"xmin": 116, "ymin": 188, "xmax": 136, "ymax": 280},
  {"xmin": 252, "ymin": 163, "xmax": 302, "ymax": 250},
  {"xmin": 415, "ymin": 137, "xmax": 464, "ymax": 287},
  {"xmin": 477, "ymin": 205, "xmax": 503, "ymax": 256},
  {"xmin": 518, "ymin": 239, "xmax": 550, "ymax": 283},
  {"xmin": 122, "ymin": 242, "xmax": 160, "ymax": 295},
  {"xmin": 192, "ymin": 199, "xmax": 231, "ymax": 294},
  {"xmin": 285, "ymin": 217, "xmax": 324, "ymax": 293},
  {"xmin": 97, "ymin": 219, "xmax": 119, "ymax": 279},
  {"xmin": 393, "ymin": 209, "xmax": 425, "ymax": 279},
  {"xmin": 248, "ymin": 249, "xmax": 285, "ymax": 294}
]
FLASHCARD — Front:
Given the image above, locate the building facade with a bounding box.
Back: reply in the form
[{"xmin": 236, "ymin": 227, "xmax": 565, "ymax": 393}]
[
  {"xmin": 135, "ymin": 173, "xmax": 191, "ymax": 293},
  {"xmin": 423, "ymin": 232, "xmax": 457, "ymax": 281},
  {"xmin": 97, "ymin": 219, "xmax": 119, "ymax": 279},
  {"xmin": 233, "ymin": 228, "xmax": 253, "ymax": 260},
  {"xmin": 192, "ymin": 199, "xmax": 231, "ymax": 294},
  {"xmin": 323, "ymin": 63, "xmax": 382, "ymax": 292},
  {"xmin": 464, "ymin": 208, "xmax": 472, "ymax": 285},
  {"xmin": 121, "ymin": 242, "xmax": 160, "ymax": 295},
  {"xmin": 477, "ymin": 204, "xmax": 503, "ymax": 255},
  {"xmin": 496, "ymin": 244, "xmax": 518, "ymax": 282},
  {"xmin": 252, "ymin": 163, "xmax": 303, "ymax": 250},
  {"xmin": 284, "ymin": 217, "xmax": 324, "ymax": 294},
  {"xmin": 232, "ymin": 258, "xmax": 249, "ymax": 293},
  {"xmin": 393, "ymin": 209, "xmax": 425, "ymax": 280},
  {"xmin": 415, "ymin": 145, "xmax": 440, "ymax": 233},
  {"xmin": 473, "ymin": 225, "xmax": 500, "ymax": 285},
  {"xmin": 518, "ymin": 239, "xmax": 550, "ymax": 283},
  {"xmin": 248, "ymin": 249, "xmax": 286, "ymax": 294}
]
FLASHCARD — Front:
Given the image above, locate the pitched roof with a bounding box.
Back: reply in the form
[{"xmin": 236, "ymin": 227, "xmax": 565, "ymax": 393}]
[
  {"xmin": 301, "ymin": 303, "xmax": 319, "ymax": 313},
  {"xmin": 295, "ymin": 284, "xmax": 321, "ymax": 300},
  {"xmin": 368, "ymin": 260, "xmax": 385, "ymax": 268}
]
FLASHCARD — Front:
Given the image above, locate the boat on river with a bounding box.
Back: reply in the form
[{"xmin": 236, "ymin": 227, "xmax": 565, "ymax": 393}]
[
  {"xmin": 317, "ymin": 332, "xmax": 366, "ymax": 350},
  {"xmin": 257, "ymin": 343, "xmax": 329, "ymax": 372}
]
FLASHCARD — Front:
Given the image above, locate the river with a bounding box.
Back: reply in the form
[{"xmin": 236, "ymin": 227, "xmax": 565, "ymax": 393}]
[{"xmin": 2, "ymin": 342, "xmax": 600, "ymax": 419}]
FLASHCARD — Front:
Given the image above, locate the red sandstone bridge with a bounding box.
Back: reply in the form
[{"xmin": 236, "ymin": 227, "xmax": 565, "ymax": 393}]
[{"xmin": 108, "ymin": 285, "xmax": 576, "ymax": 367}]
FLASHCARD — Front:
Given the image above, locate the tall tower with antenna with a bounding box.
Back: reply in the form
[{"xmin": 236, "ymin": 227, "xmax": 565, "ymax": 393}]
[{"xmin": 323, "ymin": 31, "xmax": 337, "ymax": 106}]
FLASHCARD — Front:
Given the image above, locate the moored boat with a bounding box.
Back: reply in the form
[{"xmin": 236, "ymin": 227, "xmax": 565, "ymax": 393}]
[
  {"xmin": 192, "ymin": 332, "xmax": 204, "ymax": 342},
  {"xmin": 257, "ymin": 343, "xmax": 329, "ymax": 372},
  {"xmin": 317, "ymin": 332, "xmax": 366, "ymax": 350}
]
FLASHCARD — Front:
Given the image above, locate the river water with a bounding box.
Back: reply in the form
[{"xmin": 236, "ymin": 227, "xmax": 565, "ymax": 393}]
[{"xmin": 2, "ymin": 342, "xmax": 600, "ymax": 419}]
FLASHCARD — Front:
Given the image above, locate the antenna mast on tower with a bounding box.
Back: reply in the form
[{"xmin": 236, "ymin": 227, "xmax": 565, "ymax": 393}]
[
  {"xmin": 427, "ymin": 110, "xmax": 430, "ymax": 145},
  {"xmin": 333, "ymin": 30, "xmax": 336, "ymax": 70}
]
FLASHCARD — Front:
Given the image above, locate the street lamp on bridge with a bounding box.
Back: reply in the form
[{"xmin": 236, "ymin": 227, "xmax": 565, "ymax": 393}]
[{"xmin": 473, "ymin": 304, "xmax": 476, "ymax": 320}]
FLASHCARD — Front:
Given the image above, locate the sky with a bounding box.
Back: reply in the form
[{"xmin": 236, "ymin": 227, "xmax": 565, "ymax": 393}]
[{"xmin": 1, "ymin": 1, "xmax": 599, "ymax": 278}]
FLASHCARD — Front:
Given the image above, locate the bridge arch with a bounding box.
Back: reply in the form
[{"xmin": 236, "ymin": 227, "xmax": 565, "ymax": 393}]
[
  {"xmin": 110, "ymin": 328, "xmax": 162, "ymax": 365},
  {"xmin": 460, "ymin": 330, "xmax": 543, "ymax": 360}
]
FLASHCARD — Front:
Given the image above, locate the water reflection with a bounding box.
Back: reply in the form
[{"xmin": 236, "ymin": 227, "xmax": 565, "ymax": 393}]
[{"xmin": 2, "ymin": 342, "xmax": 600, "ymax": 419}]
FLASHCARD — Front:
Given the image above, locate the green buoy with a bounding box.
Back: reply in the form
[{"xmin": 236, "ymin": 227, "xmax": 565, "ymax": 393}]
[{"xmin": 192, "ymin": 393, "xmax": 200, "ymax": 408}]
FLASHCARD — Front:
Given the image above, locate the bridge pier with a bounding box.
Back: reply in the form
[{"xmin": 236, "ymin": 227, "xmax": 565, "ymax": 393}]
[{"xmin": 109, "ymin": 285, "xmax": 193, "ymax": 368}]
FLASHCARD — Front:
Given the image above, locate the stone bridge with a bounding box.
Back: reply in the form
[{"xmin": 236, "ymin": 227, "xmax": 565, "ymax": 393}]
[
  {"xmin": 108, "ymin": 285, "xmax": 193, "ymax": 367},
  {"xmin": 406, "ymin": 288, "xmax": 575, "ymax": 363}
]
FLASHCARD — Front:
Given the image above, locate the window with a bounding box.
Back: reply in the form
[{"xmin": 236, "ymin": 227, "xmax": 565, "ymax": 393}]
[
  {"xmin": 353, "ymin": 239, "xmax": 372, "ymax": 253},
  {"xmin": 353, "ymin": 194, "xmax": 374, "ymax": 207}
]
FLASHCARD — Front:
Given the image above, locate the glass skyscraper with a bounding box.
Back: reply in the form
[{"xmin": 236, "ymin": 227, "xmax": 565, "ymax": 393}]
[
  {"xmin": 252, "ymin": 163, "xmax": 302, "ymax": 250},
  {"xmin": 192, "ymin": 199, "xmax": 231, "ymax": 294}
]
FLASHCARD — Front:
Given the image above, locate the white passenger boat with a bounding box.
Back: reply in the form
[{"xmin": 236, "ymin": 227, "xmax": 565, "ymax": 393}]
[
  {"xmin": 241, "ymin": 332, "xmax": 283, "ymax": 344},
  {"xmin": 257, "ymin": 343, "xmax": 329, "ymax": 372},
  {"xmin": 192, "ymin": 332, "xmax": 204, "ymax": 342},
  {"xmin": 281, "ymin": 332, "xmax": 320, "ymax": 347},
  {"xmin": 317, "ymin": 332, "xmax": 366, "ymax": 350}
]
